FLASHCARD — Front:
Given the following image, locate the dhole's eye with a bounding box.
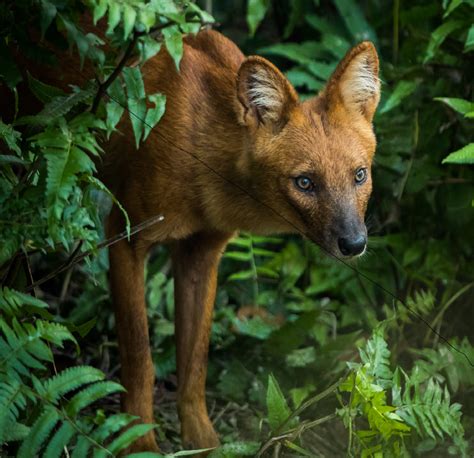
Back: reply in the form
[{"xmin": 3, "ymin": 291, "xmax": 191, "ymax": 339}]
[
  {"xmin": 355, "ymin": 167, "xmax": 368, "ymax": 185},
  {"xmin": 294, "ymin": 176, "xmax": 314, "ymax": 192}
]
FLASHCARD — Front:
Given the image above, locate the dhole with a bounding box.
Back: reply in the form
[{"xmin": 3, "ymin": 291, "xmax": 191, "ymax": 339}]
[
  {"xmin": 4, "ymin": 26, "xmax": 380, "ymax": 452},
  {"xmin": 104, "ymin": 30, "xmax": 380, "ymax": 452}
]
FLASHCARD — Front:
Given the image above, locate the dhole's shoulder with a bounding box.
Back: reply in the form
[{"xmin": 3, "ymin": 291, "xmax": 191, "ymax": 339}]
[{"xmin": 184, "ymin": 30, "xmax": 244, "ymax": 70}]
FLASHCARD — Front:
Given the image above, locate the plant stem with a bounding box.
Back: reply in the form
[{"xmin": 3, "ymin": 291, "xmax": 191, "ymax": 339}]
[{"xmin": 392, "ymin": 0, "xmax": 400, "ymax": 64}]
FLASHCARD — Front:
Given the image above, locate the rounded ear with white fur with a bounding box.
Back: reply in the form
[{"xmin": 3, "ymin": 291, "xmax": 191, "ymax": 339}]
[
  {"xmin": 325, "ymin": 42, "xmax": 380, "ymax": 122},
  {"xmin": 237, "ymin": 56, "xmax": 298, "ymax": 129}
]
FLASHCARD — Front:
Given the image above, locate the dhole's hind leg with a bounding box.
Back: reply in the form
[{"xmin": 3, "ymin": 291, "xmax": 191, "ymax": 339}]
[
  {"xmin": 108, "ymin": 209, "xmax": 159, "ymax": 452},
  {"xmin": 172, "ymin": 231, "xmax": 231, "ymax": 451}
]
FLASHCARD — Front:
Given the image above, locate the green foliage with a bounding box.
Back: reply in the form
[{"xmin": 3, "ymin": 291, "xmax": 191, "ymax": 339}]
[
  {"xmin": 0, "ymin": 288, "xmax": 160, "ymax": 456},
  {"xmin": 1, "ymin": 0, "xmax": 473, "ymax": 456},
  {"xmin": 0, "ymin": 0, "xmax": 211, "ymax": 456},
  {"xmin": 266, "ymin": 374, "xmax": 292, "ymax": 431},
  {"xmin": 246, "ymin": 0, "xmax": 269, "ymax": 37}
]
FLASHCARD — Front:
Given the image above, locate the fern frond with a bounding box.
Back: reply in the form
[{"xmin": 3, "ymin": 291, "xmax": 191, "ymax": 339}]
[
  {"xmin": 39, "ymin": 366, "xmax": 105, "ymax": 403},
  {"xmin": 96, "ymin": 424, "xmax": 157, "ymax": 457},
  {"xmin": 411, "ymin": 338, "xmax": 474, "ymax": 392},
  {"xmin": 90, "ymin": 413, "xmax": 138, "ymax": 444},
  {"xmin": 395, "ymin": 373, "xmax": 467, "ymax": 455},
  {"xmin": 0, "ymin": 318, "xmax": 75, "ymax": 380},
  {"xmin": 43, "ymin": 422, "xmax": 76, "ymax": 458},
  {"xmin": 66, "ymin": 381, "xmax": 125, "ymax": 416},
  {"xmin": 0, "ymin": 287, "xmax": 49, "ymax": 316},
  {"xmin": 0, "ymin": 318, "xmax": 51, "ymax": 378},
  {"xmin": 0, "ymin": 378, "xmax": 31, "ymax": 442},
  {"xmin": 398, "ymin": 289, "xmax": 435, "ymax": 323},
  {"xmin": 17, "ymin": 406, "xmax": 59, "ymax": 458},
  {"xmin": 359, "ymin": 326, "xmax": 393, "ymax": 389},
  {"xmin": 70, "ymin": 428, "xmax": 95, "ymax": 458}
]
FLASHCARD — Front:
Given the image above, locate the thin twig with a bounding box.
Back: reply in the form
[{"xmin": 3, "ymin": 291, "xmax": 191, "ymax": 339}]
[
  {"xmin": 275, "ymin": 374, "xmax": 346, "ymax": 436},
  {"xmin": 24, "ymin": 214, "xmax": 164, "ymax": 292},
  {"xmin": 90, "ymin": 19, "xmax": 214, "ymax": 113},
  {"xmin": 91, "ymin": 35, "xmax": 139, "ymax": 113}
]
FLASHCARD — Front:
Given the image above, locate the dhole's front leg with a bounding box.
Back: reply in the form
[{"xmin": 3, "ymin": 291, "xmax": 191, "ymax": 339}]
[
  {"xmin": 108, "ymin": 209, "xmax": 158, "ymax": 452},
  {"xmin": 172, "ymin": 231, "xmax": 232, "ymax": 451}
]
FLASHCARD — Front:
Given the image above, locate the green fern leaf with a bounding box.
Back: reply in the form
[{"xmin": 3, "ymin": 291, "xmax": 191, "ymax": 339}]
[
  {"xmin": 41, "ymin": 366, "xmax": 105, "ymax": 403},
  {"xmin": 95, "ymin": 424, "xmax": 157, "ymax": 457},
  {"xmin": 0, "ymin": 319, "xmax": 50, "ymax": 377},
  {"xmin": 0, "ymin": 287, "xmax": 49, "ymax": 316},
  {"xmin": 360, "ymin": 326, "xmax": 393, "ymax": 389},
  {"xmin": 17, "ymin": 86, "xmax": 96, "ymax": 126},
  {"xmin": 266, "ymin": 374, "xmax": 292, "ymax": 431},
  {"xmin": 71, "ymin": 430, "xmax": 95, "ymax": 458},
  {"xmin": 0, "ymin": 378, "xmax": 30, "ymax": 442},
  {"xmin": 90, "ymin": 413, "xmax": 138, "ymax": 444},
  {"xmin": 43, "ymin": 422, "xmax": 76, "ymax": 458},
  {"xmin": 66, "ymin": 381, "xmax": 125, "ymax": 416},
  {"xmin": 17, "ymin": 406, "xmax": 59, "ymax": 458}
]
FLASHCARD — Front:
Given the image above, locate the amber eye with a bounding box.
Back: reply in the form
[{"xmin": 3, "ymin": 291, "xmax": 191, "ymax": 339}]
[
  {"xmin": 294, "ymin": 176, "xmax": 314, "ymax": 192},
  {"xmin": 355, "ymin": 167, "xmax": 368, "ymax": 185}
]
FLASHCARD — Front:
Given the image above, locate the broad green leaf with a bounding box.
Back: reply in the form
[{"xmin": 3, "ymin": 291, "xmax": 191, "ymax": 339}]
[
  {"xmin": 122, "ymin": 67, "xmax": 145, "ymax": 100},
  {"xmin": 144, "ymin": 93, "xmax": 166, "ymax": 140},
  {"xmin": 435, "ymin": 97, "xmax": 474, "ymax": 115},
  {"xmin": 105, "ymin": 77, "xmax": 126, "ymax": 136},
  {"xmin": 286, "ymin": 68, "xmax": 323, "ymax": 91},
  {"xmin": 443, "ymin": 0, "xmax": 474, "ymax": 17},
  {"xmin": 186, "ymin": 3, "xmax": 215, "ymax": 24},
  {"xmin": 465, "ymin": 24, "xmax": 474, "ymax": 51},
  {"xmin": 163, "ymin": 25, "xmax": 183, "ymax": 70},
  {"xmin": 283, "ymin": 0, "xmax": 304, "ymax": 39},
  {"xmin": 138, "ymin": 36, "xmax": 162, "ymax": 62},
  {"xmin": 424, "ymin": 20, "xmax": 464, "ymax": 63},
  {"xmin": 123, "ymin": 67, "xmax": 147, "ymax": 147},
  {"xmin": 233, "ymin": 316, "xmax": 278, "ymax": 340},
  {"xmin": 0, "ymin": 120, "xmax": 21, "ymax": 154},
  {"xmin": 266, "ymin": 374, "xmax": 291, "ymax": 431},
  {"xmin": 247, "ymin": 0, "xmax": 269, "ymax": 37},
  {"xmin": 39, "ymin": 0, "xmax": 57, "ymax": 37},
  {"xmin": 290, "ymin": 384, "xmax": 315, "ymax": 409},
  {"xmin": 107, "ymin": 2, "xmax": 122, "ymax": 34},
  {"xmin": 27, "ymin": 73, "xmax": 65, "ymax": 104},
  {"xmin": 380, "ymin": 81, "xmax": 417, "ymax": 114},
  {"xmin": 227, "ymin": 269, "xmax": 255, "ymax": 281},
  {"xmin": 91, "ymin": 0, "xmax": 108, "ymax": 24},
  {"xmin": 333, "ymin": 0, "xmax": 377, "ymax": 44},
  {"xmin": 442, "ymin": 143, "xmax": 474, "ymax": 164},
  {"xmin": 259, "ymin": 42, "xmax": 327, "ymax": 66},
  {"xmin": 123, "ymin": 4, "xmax": 137, "ymax": 39}
]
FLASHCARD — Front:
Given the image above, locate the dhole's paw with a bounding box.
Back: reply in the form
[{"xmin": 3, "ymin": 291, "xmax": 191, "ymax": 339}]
[{"xmin": 181, "ymin": 413, "xmax": 219, "ymax": 455}]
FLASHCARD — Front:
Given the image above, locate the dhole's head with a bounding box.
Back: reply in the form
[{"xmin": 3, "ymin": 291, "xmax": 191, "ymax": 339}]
[{"xmin": 236, "ymin": 42, "xmax": 380, "ymax": 258}]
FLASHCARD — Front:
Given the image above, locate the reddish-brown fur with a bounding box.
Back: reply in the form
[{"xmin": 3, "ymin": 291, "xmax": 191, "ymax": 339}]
[
  {"xmin": 104, "ymin": 30, "xmax": 380, "ymax": 451},
  {"xmin": 4, "ymin": 27, "xmax": 380, "ymax": 452}
]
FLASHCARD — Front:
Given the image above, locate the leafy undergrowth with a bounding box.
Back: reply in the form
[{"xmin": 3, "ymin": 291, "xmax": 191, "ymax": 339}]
[{"xmin": 1, "ymin": 0, "xmax": 474, "ymax": 457}]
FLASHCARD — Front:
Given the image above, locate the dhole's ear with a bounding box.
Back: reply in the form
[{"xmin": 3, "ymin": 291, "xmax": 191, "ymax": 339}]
[
  {"xmin": 325, "ymin": 42, "xmax": 380, "ymax": 122},
  {"xmin": 237, "ymin": 56, "xmax": 298, "ymax": 128}
]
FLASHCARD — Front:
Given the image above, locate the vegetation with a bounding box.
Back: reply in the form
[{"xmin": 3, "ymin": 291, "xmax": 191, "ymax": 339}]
[{"xmin": 0, "ymin": 0, "xmax": 473, "ymax": 456}]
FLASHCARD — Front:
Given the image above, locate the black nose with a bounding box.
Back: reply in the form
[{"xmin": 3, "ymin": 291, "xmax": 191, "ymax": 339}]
[{"xmin": 338, "ymin": 235, "xmax": 367, "ymax": 256}]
